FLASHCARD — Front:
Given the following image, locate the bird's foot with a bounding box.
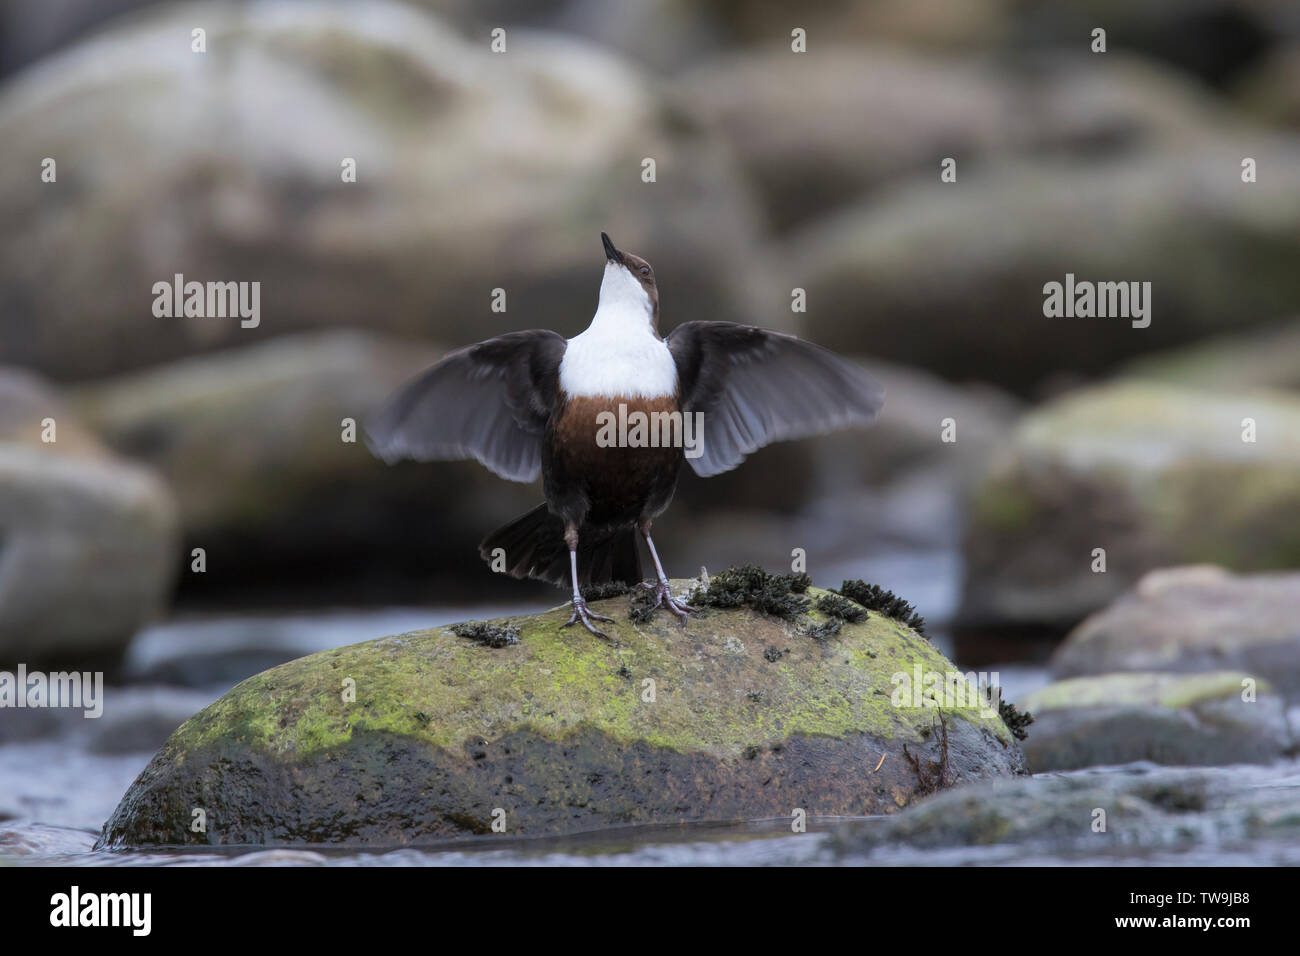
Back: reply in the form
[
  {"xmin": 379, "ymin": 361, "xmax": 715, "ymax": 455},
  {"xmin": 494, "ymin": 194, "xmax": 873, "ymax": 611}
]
[
  {"xmin": 646, "ymin": 579, "xmax": 696, "ymax": 622},
  {"xmin": 563, "ymin": 596, "xmax": 615, "ymax": 639}
]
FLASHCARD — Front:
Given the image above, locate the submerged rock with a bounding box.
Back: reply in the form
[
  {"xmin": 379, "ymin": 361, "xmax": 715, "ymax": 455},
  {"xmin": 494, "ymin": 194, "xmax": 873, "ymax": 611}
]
[
  {"xmin": 1019, "ymin": 671, "xmax": 1293, "ymax": 771},
  {"xmin": 830, "ymin": 760, "xmax": 1300, "ymax": 861},
  {"xmin": 98, "ymin": 580, "xmax": 1025, "ymax": 847}
]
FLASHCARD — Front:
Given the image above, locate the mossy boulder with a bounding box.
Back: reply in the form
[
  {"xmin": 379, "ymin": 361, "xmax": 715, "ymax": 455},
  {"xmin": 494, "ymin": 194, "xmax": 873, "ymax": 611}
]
[
  {"xmin": 960, "ymin": 383, "xmax": 1300, "ymax": 627},
  {"xmin": 1051, "ymin": 566, "xmax": 1300, "ymax": 703},
  {"xmin": 98, "ymin": 580, "xmax": 1025, "ymax": 847},
  {"xmin": 1019, "ymin": 671, "xmax": 1294, "ymax": 771}
]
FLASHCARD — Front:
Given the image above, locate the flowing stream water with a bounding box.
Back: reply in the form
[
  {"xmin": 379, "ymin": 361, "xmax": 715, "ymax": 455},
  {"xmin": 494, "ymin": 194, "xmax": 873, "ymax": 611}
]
[{"xmin": 4, "ymin": 556, "xmax": 1296, "ymax": 867}]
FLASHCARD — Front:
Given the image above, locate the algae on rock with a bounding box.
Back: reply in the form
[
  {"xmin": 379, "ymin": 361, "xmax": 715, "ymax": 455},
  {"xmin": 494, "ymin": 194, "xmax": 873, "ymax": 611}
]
[{"xmin": 100, "ymin": 580, "xmax": 1025, "ymax": 847}]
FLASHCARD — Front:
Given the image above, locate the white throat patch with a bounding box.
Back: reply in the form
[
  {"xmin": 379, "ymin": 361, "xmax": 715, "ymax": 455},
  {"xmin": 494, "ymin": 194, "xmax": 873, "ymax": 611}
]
[{"xmin": 558, "ymin": 262, "xmax": 677, "ymax": 399}]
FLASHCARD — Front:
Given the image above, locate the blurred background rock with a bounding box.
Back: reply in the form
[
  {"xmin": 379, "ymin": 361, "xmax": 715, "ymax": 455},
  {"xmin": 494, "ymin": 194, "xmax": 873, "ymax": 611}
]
[{"xmin": 1, "ymin": 0, "xmax": 1299, "ymax": 678}]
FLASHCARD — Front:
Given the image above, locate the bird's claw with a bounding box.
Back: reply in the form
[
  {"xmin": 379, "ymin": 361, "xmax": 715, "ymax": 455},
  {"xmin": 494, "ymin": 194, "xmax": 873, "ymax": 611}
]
[
  {"xmin": 563, "ymin": 596, "xmax": 614, "ymax": 639},
  {"xmin": 649, "ymin": 580, "xmax": 695, "ymax": 622}
]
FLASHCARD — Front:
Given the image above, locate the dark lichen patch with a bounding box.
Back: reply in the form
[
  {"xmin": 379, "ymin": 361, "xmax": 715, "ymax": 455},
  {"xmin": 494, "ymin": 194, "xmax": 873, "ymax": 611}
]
[
  {"xmin": 814, "ymin": 592, "xmax": 868, "ymax": 623},
  {"xmin": 689, "ymin": 568, "xmax": 932, "ymax": 651},
  {"xmin": 785, "ymin": 572, "xmax": 812, "ymax": 593},
  {"xmin": 628, "ymin": 588, "xmax": 658, "ymax": 625},
  {"xmin": 763, "ymin": 646, "xmax": 786, "ymax": 662},
  {"xmin": 806, "ymin": 619, "xmax": 843, "ymax": 642},
  {"xmin": 581, "ymin": 581, "xmax": 632, "ymax": 601},
  {"xmin": 692, "ymin": 564, "xmax": 811, "ymax": 620},
  {"xmin": 450, "ymin": 621, "xmax": 519, "ymax": 648},
  {"xmin": 837, "ymin": 579, "xmax": 928, "ymax": 635},
  {"xmin": 996, "ymin": 695, "xmax": 1034, "ymax": 742}
]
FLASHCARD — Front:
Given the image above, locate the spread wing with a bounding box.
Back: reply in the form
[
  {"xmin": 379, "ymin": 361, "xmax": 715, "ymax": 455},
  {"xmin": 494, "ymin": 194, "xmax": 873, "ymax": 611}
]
[
  {"xmin": 365, "ymin": 330, "xmax": 567, "ymax": 482},
  {"xmin": 667, "ymin": 321, "xmax": 884, "ymax": 477}
]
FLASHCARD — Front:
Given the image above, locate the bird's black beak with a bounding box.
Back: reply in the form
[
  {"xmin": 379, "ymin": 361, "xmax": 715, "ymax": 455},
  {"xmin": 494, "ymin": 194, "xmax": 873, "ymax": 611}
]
[{"xmin": 601, "ymin": 232, "xmax": 623, "ymax": 264}]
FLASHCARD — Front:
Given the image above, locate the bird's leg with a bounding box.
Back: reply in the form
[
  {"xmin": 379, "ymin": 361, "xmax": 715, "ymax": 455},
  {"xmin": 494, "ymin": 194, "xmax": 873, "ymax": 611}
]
[
  {"xmin": 561, "ymin": 523, "xmax": 614, "ymax": 639},
  {"xmin": 638, "ymin": 519, "xmax": 695, "ymax": 621}
]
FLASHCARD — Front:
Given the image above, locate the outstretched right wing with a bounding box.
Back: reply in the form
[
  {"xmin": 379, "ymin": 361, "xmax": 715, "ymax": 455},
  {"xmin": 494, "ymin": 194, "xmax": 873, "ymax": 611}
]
[{"xmin": 667, "ymin": 321, "xmax": 884, "ymax": 477}]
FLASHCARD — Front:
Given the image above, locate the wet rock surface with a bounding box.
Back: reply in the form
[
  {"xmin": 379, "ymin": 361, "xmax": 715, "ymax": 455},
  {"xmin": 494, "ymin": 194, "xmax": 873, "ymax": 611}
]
[{"xmin": 829, "ymin": 761, "xmax": 1300, "ymax": 863}]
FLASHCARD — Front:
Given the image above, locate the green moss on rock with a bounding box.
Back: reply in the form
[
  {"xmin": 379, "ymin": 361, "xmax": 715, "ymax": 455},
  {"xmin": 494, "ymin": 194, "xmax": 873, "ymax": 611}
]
[
  {"xmin": 1023, "ymin": 671, "xmax": 1266, "ymax": 713},
  {"xmin": 99, "ymin": 581, "xmax": 1025, "ymax": 847},
  {"xmin": 1017, "ymin": 670, "xmax": 1293, "ymax": 771},
  {"xmin": 962, "ymin": 383, "xmax": 1300, "ymax": 626}
]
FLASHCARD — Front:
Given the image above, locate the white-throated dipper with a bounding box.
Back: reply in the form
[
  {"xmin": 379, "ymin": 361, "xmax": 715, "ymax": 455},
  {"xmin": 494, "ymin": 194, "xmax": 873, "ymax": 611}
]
[{"xmin": 367, "ymin": 233, "xmax": 884, "ymax": 637}]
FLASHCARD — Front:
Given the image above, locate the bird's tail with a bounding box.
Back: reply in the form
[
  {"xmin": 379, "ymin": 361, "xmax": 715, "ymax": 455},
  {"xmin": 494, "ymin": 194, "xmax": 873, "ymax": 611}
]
[{"xmin": 479, "ymin": 503, "xmax": 641, "ymax": 589}]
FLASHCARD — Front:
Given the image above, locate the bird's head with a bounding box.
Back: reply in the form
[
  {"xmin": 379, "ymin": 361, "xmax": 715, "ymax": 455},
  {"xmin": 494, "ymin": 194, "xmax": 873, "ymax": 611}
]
[{"xmin": 598, "ymin": 232, "xmax": 659, "ymax": 332}]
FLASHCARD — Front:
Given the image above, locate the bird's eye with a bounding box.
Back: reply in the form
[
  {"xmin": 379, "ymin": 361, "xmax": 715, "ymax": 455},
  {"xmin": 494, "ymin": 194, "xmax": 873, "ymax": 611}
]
[{"xmin": 639, "ymin": 266, "xmax": 650, "ymax": 277}]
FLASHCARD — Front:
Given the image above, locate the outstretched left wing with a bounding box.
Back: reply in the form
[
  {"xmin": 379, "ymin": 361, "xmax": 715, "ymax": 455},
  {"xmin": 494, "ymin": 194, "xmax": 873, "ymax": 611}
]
[
  {"xmin": 667, "ymin": 321, "xmax": 884, "ymax": 477},
  {"xmin": 365, "ymin": 329, "xmax": 567, "ymax": 482}
]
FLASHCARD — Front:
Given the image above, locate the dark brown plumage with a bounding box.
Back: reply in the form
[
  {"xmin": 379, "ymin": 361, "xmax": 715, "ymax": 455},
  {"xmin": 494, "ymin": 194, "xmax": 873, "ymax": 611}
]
[{"xmin": 366, "ymin": 232, "xmax": 884, "ymax": 637}]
